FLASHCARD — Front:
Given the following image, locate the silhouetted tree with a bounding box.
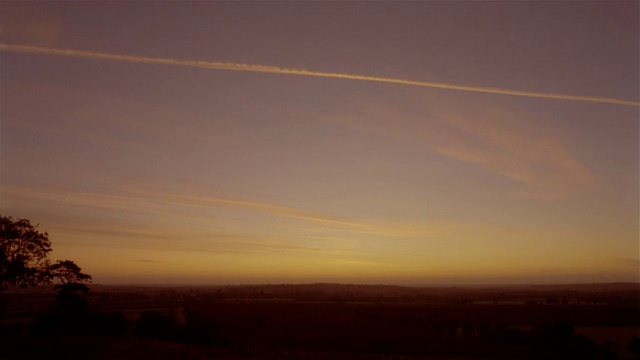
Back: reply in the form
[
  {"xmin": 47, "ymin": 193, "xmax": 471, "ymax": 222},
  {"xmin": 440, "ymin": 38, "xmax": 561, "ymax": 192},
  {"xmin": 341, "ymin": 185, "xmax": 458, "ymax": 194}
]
[
  {"xmin": 1, "ymin": 214, "xmax": 93, "ymax": 328},
  {"xmin": 29, "ymin": 261, "xmax": 94, "ymax": 336},
  {"xmin": 1, "ymin": 216, "xmax": 92, "ymax": 291},
  {"xmin": 0, "ymin": 215, "xmax": 52, "ymax": 289},
  {"xmin": 42, "ymin": 259, "xmax": 92, "ymax": 318},
  {"xmin": 49, "ymin": 260, "xmax": 92, "ymax": 294}
]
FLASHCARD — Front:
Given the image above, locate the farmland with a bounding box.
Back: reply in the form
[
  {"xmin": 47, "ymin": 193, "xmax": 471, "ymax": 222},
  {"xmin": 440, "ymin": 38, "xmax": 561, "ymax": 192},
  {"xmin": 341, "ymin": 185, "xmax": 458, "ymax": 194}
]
[{"xmin": 1, "ymin": 283, "xmax": 639, "ymax": 359}]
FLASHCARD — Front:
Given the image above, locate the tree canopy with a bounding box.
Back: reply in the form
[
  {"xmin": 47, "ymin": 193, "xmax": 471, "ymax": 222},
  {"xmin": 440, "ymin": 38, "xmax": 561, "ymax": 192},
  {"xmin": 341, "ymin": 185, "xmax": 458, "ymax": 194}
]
[
  {"xmin": 50, "ymin": 260, "xmax": 92, "ymax": 285},
  {"xmin": 50, "ymin": 260, "xmax": 92, "ymax": 295},
  {"xmin": 0, "ymin": 215, "xmax": 91, "ymax": 291},
  {"xmin": 1, "ymin": 215, "xmax": 52, "ymax": 289}
]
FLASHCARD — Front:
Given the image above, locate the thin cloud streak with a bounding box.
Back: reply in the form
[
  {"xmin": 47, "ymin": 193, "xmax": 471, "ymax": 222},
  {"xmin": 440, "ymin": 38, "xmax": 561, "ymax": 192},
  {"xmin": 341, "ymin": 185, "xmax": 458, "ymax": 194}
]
[
  {"xmin": 156, "ymin": 192, "xmax": 367, "ymax": 229},
  {"xmin": 7, "ymin": 186, "xmax": 604, "ymax": 276},
  {"xmin": 1, "ymin": 43, "xmax": 638, "ymax": 107},
  {"xmin": 330, "ymin": 98, "xmax": 598, "ymax": 200},
  {"xmin": 3, "ymin": 185, "xmax": 468, "ymax": 241},
  {"xmin": 92, "ymin": 190, "xmax": 487, "ymax": 241},
  {"xmin": 47, "ymin": 217, "xmax": 355, "ymax": 257},
  {"xmin": 2, "ymin": 185, "xmax": 363, "ymax": 228},
  {"xmin": 433, "ymin": 105, "xmax": 598, "ymax": 199}
]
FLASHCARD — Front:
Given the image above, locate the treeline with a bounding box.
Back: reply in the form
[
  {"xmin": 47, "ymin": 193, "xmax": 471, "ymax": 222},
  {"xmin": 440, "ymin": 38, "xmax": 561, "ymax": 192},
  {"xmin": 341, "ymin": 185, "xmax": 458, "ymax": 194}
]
[{"xmin": 180, "ymin": 283, "xmax": 640, "ymax": 308}]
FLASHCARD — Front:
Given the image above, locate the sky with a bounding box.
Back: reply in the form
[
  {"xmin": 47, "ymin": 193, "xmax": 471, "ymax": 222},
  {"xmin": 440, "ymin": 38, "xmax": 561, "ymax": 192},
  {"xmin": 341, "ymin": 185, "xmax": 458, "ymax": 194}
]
[{"xmin": 0, "ymin": 1, "xmax": 638, "ymax": 285}]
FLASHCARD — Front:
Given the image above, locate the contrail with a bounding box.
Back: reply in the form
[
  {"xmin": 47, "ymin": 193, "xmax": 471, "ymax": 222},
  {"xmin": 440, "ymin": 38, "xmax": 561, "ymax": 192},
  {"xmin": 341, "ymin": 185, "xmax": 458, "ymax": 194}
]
[{"xmin": 1, "ymin": 43, "xmax": 638, "ymax": 107}]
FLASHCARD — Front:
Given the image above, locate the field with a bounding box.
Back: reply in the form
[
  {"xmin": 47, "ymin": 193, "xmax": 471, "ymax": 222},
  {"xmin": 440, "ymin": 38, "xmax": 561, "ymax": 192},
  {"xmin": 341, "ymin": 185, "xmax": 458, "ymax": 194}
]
[{"xmin": 1, "ymin": 283, "xmax": 639, "ymax": 359}]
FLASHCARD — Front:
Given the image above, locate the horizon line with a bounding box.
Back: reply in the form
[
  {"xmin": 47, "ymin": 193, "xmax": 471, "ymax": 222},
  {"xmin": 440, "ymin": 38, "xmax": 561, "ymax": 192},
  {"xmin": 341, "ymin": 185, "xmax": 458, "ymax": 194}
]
[{"xmin": 84, "ymin": 281, "xmax": 640, "ymax": 288}]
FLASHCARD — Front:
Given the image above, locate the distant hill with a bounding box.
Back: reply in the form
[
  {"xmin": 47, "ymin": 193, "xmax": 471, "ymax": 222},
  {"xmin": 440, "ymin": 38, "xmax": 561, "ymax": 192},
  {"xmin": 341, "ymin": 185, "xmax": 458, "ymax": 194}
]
[
  {"xmin": 82, "ymin": 282, "xmax": 640, "ymax": 295},
  {"xmin": 6, "ymin": 281, "xmax": 632, "ymax": 296},
  {"xmin": 501, "ymin": 282, "xmax": 640, "ymax": 292}
]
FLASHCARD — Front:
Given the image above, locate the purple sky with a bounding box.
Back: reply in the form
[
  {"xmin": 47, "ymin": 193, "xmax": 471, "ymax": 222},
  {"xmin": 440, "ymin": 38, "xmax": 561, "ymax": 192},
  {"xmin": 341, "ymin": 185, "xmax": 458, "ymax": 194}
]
[{"xmin": 1, "ymin": 2, "xmax": 638, "ymax": 285}]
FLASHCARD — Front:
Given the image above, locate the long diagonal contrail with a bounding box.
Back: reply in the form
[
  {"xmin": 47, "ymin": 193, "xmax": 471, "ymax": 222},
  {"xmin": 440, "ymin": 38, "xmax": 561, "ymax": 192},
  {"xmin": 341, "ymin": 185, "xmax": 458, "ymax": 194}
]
[{"xmin": 1, "ymin": 43, "xmax": 638, "ymax": 107}]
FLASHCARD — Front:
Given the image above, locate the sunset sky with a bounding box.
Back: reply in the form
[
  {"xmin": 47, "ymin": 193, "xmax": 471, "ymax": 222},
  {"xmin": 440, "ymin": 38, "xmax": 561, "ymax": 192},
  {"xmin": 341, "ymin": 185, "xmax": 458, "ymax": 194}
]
[{"xmin": 1, "ymin": 2, "xmax": 638, "ymax": 285}]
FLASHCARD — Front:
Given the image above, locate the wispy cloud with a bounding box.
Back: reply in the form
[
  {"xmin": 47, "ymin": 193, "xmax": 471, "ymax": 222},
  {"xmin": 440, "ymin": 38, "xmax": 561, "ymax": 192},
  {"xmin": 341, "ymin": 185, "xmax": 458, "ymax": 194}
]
[
  {"xmin": 1, "ymin": 44, "xmax": 637, "ymax": 107},
  {"xmin": 2, "ymin": 185, "xmax": 478, "ymax": 242},
  {"xmin": 137, "ymin": 259, "xmax": 162, "ymax": 263},
  {"xmin": 149, "ymin": 192, "xmax": 367, "ymax": 229},
  {"xmin": 1, "ymin": 186, "xmax": 168, "ymax": 217},
  {"xmin": 3, "ymin": 185, "xmax": 358, "ymax": 230},
  {"xmin": 0, "ymin": 185, "xmax": 366, "ymax": 233},
  {"xmin": 612, "ymin": 257, "xmax": 640, "ymax": 269},
  {"xmin": 434, "ymin": 104, "xmax": 598, "ymax": 199},
  {"xmin": 330, "ymin": 97, "xmax": 598, "ymax": 200},
  {"xmin": 36, "ymin": 212, "xmax": 354, "ymax": 256},
  {"xmin": 5, "ymin": 185, "xmax": 601, "ymax": 279}
]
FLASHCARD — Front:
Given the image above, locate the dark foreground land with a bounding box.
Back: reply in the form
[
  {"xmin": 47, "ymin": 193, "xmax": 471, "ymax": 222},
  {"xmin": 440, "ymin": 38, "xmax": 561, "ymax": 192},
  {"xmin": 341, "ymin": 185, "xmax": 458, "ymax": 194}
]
[{"xmin": 1, "ymin": 283, "xmax": 639, "ymax": 359}]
